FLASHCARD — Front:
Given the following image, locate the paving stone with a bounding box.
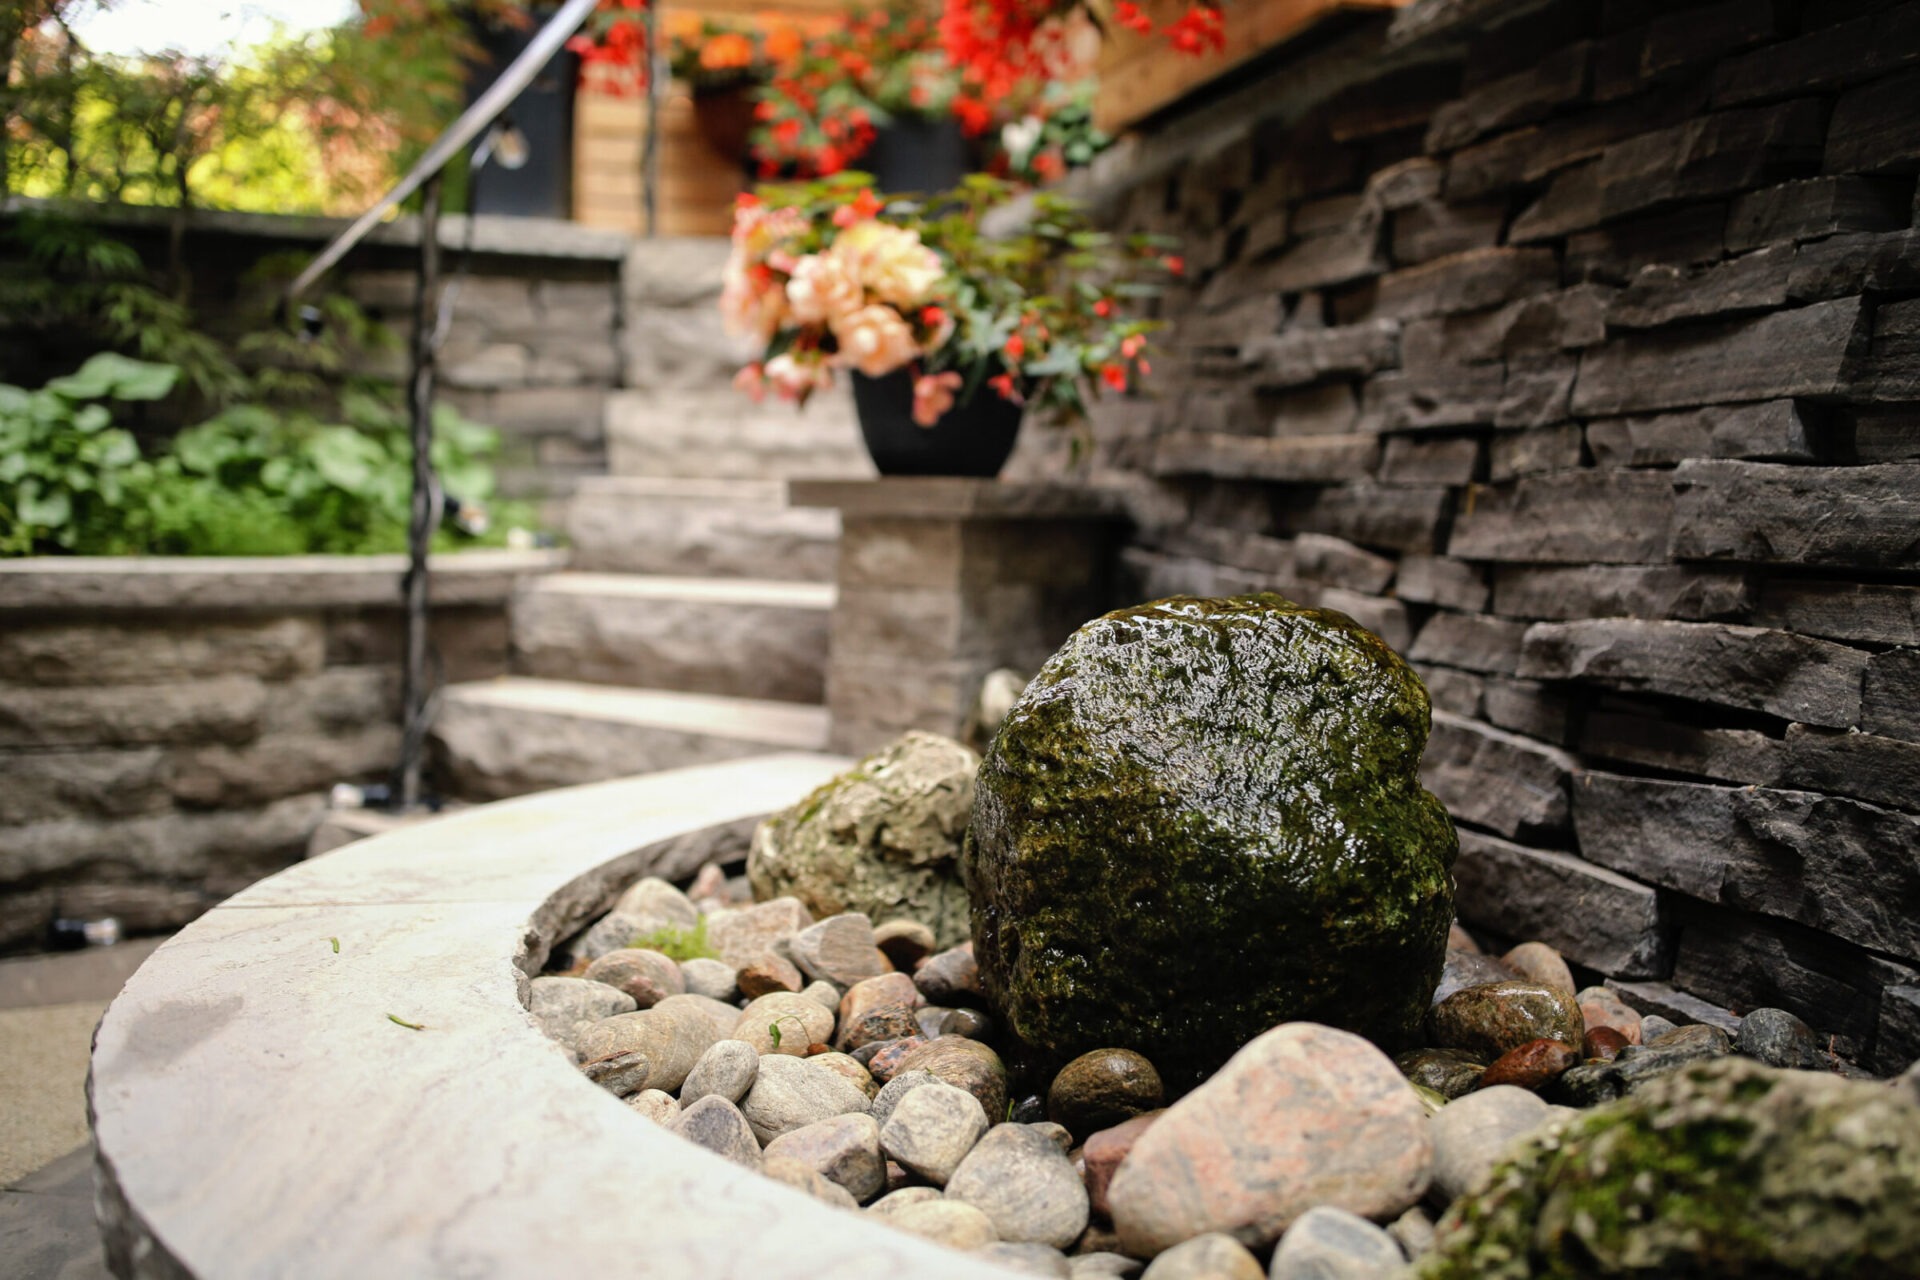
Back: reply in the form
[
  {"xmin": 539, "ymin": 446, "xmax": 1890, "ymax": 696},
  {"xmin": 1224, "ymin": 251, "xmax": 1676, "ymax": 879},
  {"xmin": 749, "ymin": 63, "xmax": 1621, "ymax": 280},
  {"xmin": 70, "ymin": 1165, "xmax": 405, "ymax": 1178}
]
[
  {"xmin": 1571, "ymin": 298, "xmax": 1867, "ymax": 417},
  {"xmin": 1378, "ymin": 436, "xmax": 1481, "ymax": 487},
  {"xmin": 1454, "ymin": 828, "xmax": 1669, "ymax": 978},
  {"xmin": 1510, "ymin": 162, "xmax": 1603, "ymax": 243},
  {"xmin": 1606, "ymin": 246, "xmax": 1793, "ymax": 329},
  {"xmin": 1638, "ymin": 0, "xmax": 1792, "ymax": 80},
  {"xmin": 1863, "ymin": 298, "xmax": 1920, "ymax": 402},
  {"xmin": 1602, "ymin": 979, "xmax": 1744, "ymax": 1037},
  {"xmin": 0, "ymin": 749, "xmax": 169, "ymax": 825},
  {"xmin": 1565, "ymin": 203, "xmax": 1728, "ymax": 285},
  {"xmin": 1481, "ymin": 677, "xmax": 1574, "ymax": 746},
  {"xmin": 0, "ymin": 676, "xmax": 266, "ymax": 749},
  {"xmin": 1725, "ymin": 177, "xmax": 1911, "ymax": 252},
  {"xmin": 1276, "ymin": 485, "xmax": 1453, "ymax": 555},
  {"xmin": 1421, "ymin": 712, "xmax": 1575, "ymax": 839},
  {"xmin": 0, "ymin": 617, "xmax": 323, "ymax": 687},
  {"xmin": 1787, "ymin": 229, "xmax": 1920, "ymax": 301},
  {"xmin": 1242, "ymin": 321, "xmax": 1401, "ymax": 388},
  {"xmin": 1366, "ymin": 156, "xmax": 1446, "ymax": 210},
  {"xmin": 1395, "ymin": 556, "xmax": 1488, "ymax": 612},
  {"xmin": 1754, "ymin": 580, "xmax": 1920, "ymax": 646},
  {"xmin": 1491, "ymin": 565, "xmax": 1752, "ymax": 622},
  {"xmin": 1711, "ymin": 2, "xmax": 1920, "ymax": 105},
  {"xmin": 1827, "ymin": 68, "xmax": 1920, "ymax": 173},
  {"xmin": 1592, "ymin": 99, "xmax": 1827, "ymax": 220},
  {"xmin": 1490, "ymin": 425, "xmax": 1584, "ymax": 482},
  {"xmin": 1574, "ymin": 773, "xmax": 1920, "ymax": 963},
  {"xmin": 1586, "ymin": 414, "xmax": 1712, "ymax": 469},
  {"xmin": 1408, "ymin": 613, "xmax": 1530, "ymax": 676},
  {"xmin": 1671, "ymin": 459, "xmax": 1920, "ymax": 569},
  {"xmin": 1316, "ymin": 590, "xmax": 1413, "ymax": 655},
  {"xmin": 1269, "ymin": 383, "xmax": 1361, "ymax": 437},
  {"xmin": 1415, "ymin": 666, "xmax": 1485, "ymax": 718},
  {"xmin": 0, "ymin": 795, "xmax": 323, "ymax": 891},
  {"xmin": 1495, "ymin": 356, "xmax": 1576, "ymax": 429},
  {"xmin": 1519, "ymin": 618, "xmax": 1867, "ymax": 727},
  {"xmin": 1779, "ymin": 724, "xmax": 1920, "ymax": 813},
  {"xmin": 1578, "ymin": 711, "xmax": 1785, "ymax": 790},
  {"xmin": 1261, "ymin": 218, "xmax": 1388, "ymax": 293},
  {"xmin": 1375, "ymin": 248, "xmax": 1559, "ymax": 321},
  {"xmin": 1449, "ymin": 472, "xmax": 1674, "ymax": 565},
  {"xmin": 1290, "ymin": 533, "xmax": 1395, "ymax": 594}
]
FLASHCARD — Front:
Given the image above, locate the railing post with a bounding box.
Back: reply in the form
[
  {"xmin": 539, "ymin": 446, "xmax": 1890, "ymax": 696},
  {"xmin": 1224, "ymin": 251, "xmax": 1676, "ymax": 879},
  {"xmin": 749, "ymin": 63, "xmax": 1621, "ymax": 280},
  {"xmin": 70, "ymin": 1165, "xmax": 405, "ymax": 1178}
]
[{"xmin": 398, "ymin": 172, "xmax": 445, "ymax": 811}]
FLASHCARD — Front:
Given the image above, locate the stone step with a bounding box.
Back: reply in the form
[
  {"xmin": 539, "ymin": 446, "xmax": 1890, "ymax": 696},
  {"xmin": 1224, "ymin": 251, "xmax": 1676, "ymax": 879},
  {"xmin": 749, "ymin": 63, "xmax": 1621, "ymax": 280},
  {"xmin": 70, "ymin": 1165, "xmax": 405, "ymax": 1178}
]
[
  {"xmin": 565, "ymin": 476, "xmax": 841, "ymax": 581},
  {"xmin": 429, "ymin": 676, "xmax": 832, "ymax": 801},
  {"xmin": 510, "ymin": 572, "xmax": 834, "ymax": 703},
  {"xmin": 604, "ymin": 386, "xmax": 875, "ymax": 481}
]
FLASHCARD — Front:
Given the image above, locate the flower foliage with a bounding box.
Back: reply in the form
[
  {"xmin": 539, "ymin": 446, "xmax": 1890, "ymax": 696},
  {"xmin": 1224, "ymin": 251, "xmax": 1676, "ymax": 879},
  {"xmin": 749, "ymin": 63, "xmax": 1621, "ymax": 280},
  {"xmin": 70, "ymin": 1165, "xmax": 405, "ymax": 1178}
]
[
  {"xmin": 722, "ymin": 174, "xmax": 1179, "ymax": 428},
  {"xmin": 939, "ymin": 0, "xmax": 1224, "ymax": 96}
]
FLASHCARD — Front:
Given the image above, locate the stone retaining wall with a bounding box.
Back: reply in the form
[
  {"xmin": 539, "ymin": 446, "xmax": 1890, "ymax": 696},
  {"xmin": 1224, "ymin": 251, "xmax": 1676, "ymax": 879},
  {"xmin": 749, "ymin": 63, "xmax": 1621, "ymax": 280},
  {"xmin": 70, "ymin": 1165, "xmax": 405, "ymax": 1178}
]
[
  {"xmin": 0, "ymin": 203, "xmax": 630, "ymax": 500},
  {"xmin": 1051, "ymin": 0, "xmax": 1920, "ymax": 1072},
  {"xmin": 0, "ymin": 551, "xmax": 560, "ymax": 953}
]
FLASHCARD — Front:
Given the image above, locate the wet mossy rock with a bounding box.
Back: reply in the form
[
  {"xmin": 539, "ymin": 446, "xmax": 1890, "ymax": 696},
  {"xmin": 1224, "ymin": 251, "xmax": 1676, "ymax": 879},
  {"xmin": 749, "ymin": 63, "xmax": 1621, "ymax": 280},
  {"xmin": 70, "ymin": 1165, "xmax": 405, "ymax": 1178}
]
[
  {"xmin": 749, "ymin": 731, "xmax": 976, "ymax": 949},
  {"xmin": 963, "ymin": 594, "xmax": 1457, "ymax": 1086},
  {"xmin": 1418, "ymin": 1056, "xmax": 1920, "ymax": 1279}
]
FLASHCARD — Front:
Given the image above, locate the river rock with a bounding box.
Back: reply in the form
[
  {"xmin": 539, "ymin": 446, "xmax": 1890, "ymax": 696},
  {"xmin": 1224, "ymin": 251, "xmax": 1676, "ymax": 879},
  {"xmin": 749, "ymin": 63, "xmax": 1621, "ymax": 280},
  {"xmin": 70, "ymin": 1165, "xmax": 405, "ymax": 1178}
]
[
  {"xmin": 1108, "ymin": 1023, "xmax": 1431, "ymax": 1256},
  {"xmin": 1270, "ymin": 1206, "xmax": 1406, "ymax": 1279},
  {"xmin": 891, "ymin": 1198, "xmax": 999, "ymax": 1248},
  {"xmin": 1554, "ymin": 1062, "xmax": 1625, "ymax": 1107},
  {"xmin": 738, "ymin": 1053, "xmax": 872, "ymax": 1144},
  {"xmin": 1478, "ymin": 1039, "xmax": 1580, "ymax": 1092},
  {"xmin": 1048, "ymin": 1048, "xmax": 1166, "ymax": 1138},
  {"xmin": 1083, "ymin": 1111, "xmax": 1163, "ymax": 1220},
  {"xmin": 1070, "ymin": 1252, "xmax": 1143, "ymax": 1278},
  {"xmin": 1432, "ymin": 981, "xmax": 1585, "ymax": 1059},
  {"xmin": 1574, "ymin": 986, "xmax": 1641, "ymax": 1044},
  {"xmin": 575, "ymin": 999, "xmax": 720, "ymax": 1094},
  {"xmin": 874, "ymin": 918, "xmax": 936, "ymax": 971},
  {"xmin": 732, "ymin": 991, "xmax": 835, "ymax": 1057},
  {"xmin": 808, "ymin": 1052, "xmax": 877, "ymax": 1098},
  {"xmin": 1499, "ymin": 943, "xmax": 1576, "ymax": 995},
  {"xmin": 738, "ymin": 952, "xmax": 805, "ymax": 998},
  {"xmin": 895, "ymin": 1036, "xmax": 1008, "ymax": 1122},
  {"xmin": 748, "ymin": 732, "xmax": 978, "ymax": 948},
  {"xmin": 570, "ymin": 911, "xmax": 651, "ymax": 964},
  {"xmin": 763, "ymin": 1111, "xmax": 885, "ymax": 1201},
  {"xmin": 626, "ymin": 1089, "xmax": 679, "ymax": 1124},
  {"xmin": 662, "ymin": 992, "xmax": 743, "ymax": 1041},
  {"xmin": 527, "ymin": 975, "xmax": 636, "ymax": 1058},
  {"xmin": 863, "ymin": 1037, "xmax": 930, "ymax": 1082},
  {"xmin": 838, "ymin": 1002, "xmax": 923, "ymax": 1053},
  {"xmin": 867, "ymin": 1185, "xmax": 943, "ymax": 1218},
  {"xmin": 1637, "ymin": 1014, "xmax": 1677, "ymax": 1042},
  {"xmin": 704, "ymin": 897, "xmax": 813, "ymax": 969},
  {"xmin": 965, "ymin": 595, "xmax": 1456, "ymax": 1084},
  {"xmin": 840, "ymin": 972, "xmax": 921, "ymax": 1024},
  {"xmin": 914, "ymin": 942, "xmax": 985, "ymax": 1007},
  {"xmin": 1389, "ymin": 1205, "xmax": 1436, "ymax": 1260},
  {"xmin": 761, "ymin": 1153, "xmax": 858, "ymax": 1210},
  {"xmin": 1735, "ymin": 1007, "xmax": 1821, "ymax": 1069},
  {"xmin": 790, "ymin": 912, "xmax": 889, "ymax": 987},
  {"xmin": 1428, "ymin": 1084, "xmax": 1554, "ymax": 1207},
  {"xmin": 1614, "ymin": 1024, "xmax": 1731, "ymax": 1092},
  {"xmin": 1583, "ymin": 1027, "xmax": 1629, "ymax": 1061},
  {"xmin": 800, "ymin": 980, "xmax": 841, "ymax": 1011},
  {"xmin": 871, "ymin": 1068, "xmax": 939, "ymax": 1129},
  {"xmin": 1137, "ymin": 1233, "xmax": 1263, "ymax": 1280},
  {"xmin": 879, "ymin": 1080, "xmax": 988, "ymax": 1185},
  {"xmin": 977, "ymin": 1242, "xmax": 1073, "ymax": 1277},
  {"xmin": 671, "ymin": 1094, "xmax": 763, "ymax": 1170},
  {"xmin": 610, "ymin": 876, "xmax": 700, "ymax": 932},
  {"xmin": 940, "ymin": 1008, "xmax": 993, "ymax": 1039},
  {"xmin": 582, "ymin": 1049, "xmax": 652, "ymax": 1097},
  {"xmin": 680, "ymin": 957, "xmax": 739, "ymax": 1002},
  {"xmin": 582, "ymin": 948, "xmax": 686, "ymax": 1008},
  {"xmin": 681, "ymin": 1039, "xmax": 760, "ymax": 1106},
  {"xmin": 947, "ymin": 1123, "xmax": 1091, "ymax": 1249},
  {"xmin": 1421, "ymin": 1057, "xmax": 1920, "ymax": 1277},
  {"xmin": 1396, "ymin": 1047, "xmax": 1487, "ymax": 1100},
  {"xmin": 1447, "ymin": 922, "xmax": 1481, "ymax": 953},
  {"xmin": 1433, "ymin": 950, "xmax": 1520, "ymax": 1006}
]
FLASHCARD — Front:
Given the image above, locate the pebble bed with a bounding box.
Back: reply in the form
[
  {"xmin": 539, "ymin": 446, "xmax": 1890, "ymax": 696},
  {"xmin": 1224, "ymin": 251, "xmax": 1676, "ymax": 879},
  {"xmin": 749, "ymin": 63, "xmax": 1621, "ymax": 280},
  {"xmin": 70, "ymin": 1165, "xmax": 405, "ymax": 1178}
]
[{"xmin": 532, "ymin": 863, "xmax": 1896, "ymax": 1280}]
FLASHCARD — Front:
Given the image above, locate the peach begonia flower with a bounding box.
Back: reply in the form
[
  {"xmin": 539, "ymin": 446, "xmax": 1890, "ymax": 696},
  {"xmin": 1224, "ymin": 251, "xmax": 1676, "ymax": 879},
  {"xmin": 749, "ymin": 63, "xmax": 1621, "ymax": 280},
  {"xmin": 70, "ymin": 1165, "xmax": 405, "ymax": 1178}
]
[
  {"xmin": 829, "ymin": 220, "xmax": 944, "ymax": 309},
  {"xmin": 786, "ymin": 252, "xmax": 865, "ymax": 324},
  {"xmin": 912, "ymin": 371, "xmax": 963, "ymax": 427},
  {"xmin": 832, "ymin": 304, "xmax": 922, "ymax": 377},
  {"xmin": 733, "ymin": 362, "xmax": 766, "ymax": 402},
  {"xmin": 764, "ymin": 351, "xmax": 834, "ymax": 401},
  {"xmin": 719, "ymin": 260, "xmax": 787, "ymax": 340}
]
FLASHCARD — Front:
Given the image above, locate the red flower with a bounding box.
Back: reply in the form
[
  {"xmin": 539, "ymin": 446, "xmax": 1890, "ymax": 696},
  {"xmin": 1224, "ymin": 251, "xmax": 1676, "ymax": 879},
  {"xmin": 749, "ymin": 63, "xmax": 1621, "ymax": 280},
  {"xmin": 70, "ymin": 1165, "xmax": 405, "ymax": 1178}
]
[
  {"xmin": 988, "ymin": 373, "xmax": 1024, "ymax": 405},
  {"xmin": 1093, "ymin": 298, "xmax": 1114, "ymax": 317},
  {"xmin": 833, "ymin": 187, "xmax": 884, "ymax": 228},
  {"xmin": 1121, "ymin": 334, "xmax": 1146, "ymax": 359},
  {"xmin": 1114, "ymin": 1, "xmax": 1154, "ymax": 33},
  {"xmin": 1004, "ymin": 333, "xmax": 1026, "ymax": 360},
  {"xmin": 952, "ymin": 94, "xmax": 992, "ymax": 137},
  {"xmin": 1163, "ymin": 254, "xmax": 1185, "ymax": 276},
  {"xmin": 1101, "ymin": 362, "xmax": 1127, "ymax": 391}
]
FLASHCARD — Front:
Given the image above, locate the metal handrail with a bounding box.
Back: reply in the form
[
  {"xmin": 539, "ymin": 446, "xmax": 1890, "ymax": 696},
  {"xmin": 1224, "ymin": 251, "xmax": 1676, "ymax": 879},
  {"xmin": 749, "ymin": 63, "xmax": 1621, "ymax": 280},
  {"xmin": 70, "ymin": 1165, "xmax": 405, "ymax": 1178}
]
[{"xmin": 286, "ymin": 0, "xmax": 603, "ymax": 302}]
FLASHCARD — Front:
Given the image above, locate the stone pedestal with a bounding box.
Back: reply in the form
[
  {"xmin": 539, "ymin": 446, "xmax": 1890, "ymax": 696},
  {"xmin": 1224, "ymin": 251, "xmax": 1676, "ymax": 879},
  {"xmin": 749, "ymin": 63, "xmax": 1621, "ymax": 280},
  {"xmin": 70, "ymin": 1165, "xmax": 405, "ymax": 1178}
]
[{"xmin": 790, "ymin": 479, "xmax": 1126, "ymax": 756}]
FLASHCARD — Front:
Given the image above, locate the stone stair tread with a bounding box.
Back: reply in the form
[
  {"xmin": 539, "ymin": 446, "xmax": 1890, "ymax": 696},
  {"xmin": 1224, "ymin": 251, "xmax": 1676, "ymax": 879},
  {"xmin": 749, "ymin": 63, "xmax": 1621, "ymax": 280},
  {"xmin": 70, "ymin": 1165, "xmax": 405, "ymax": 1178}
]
[
  {"xmin": 443, "ymin": 677, "xmax": 831, "ymax": 748},
  {"xmin": 570, "ymin": 476, "xmax": 793, "ymax": 503},
  {"xmin": 525, "ymin": 571, "xmax": 834, "ymax": 609}
]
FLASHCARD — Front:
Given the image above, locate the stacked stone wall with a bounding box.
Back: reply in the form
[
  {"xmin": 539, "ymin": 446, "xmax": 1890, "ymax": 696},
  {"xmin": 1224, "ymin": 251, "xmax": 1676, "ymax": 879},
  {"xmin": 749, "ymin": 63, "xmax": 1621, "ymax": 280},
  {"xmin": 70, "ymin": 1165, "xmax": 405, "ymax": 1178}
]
[
  {"xmin": 0, "ymin": 558, "xmax": 545, "ymax": 952},
  {"xmin": 1066, "ymin": 0, "xmax": 1920, "ymax": 1071}
]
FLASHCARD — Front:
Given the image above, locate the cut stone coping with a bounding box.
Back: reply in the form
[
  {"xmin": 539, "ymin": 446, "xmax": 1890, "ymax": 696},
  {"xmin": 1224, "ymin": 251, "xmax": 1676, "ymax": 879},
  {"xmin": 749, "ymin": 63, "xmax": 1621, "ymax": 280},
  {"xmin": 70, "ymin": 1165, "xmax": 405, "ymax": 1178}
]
[
  {"xmin": 790, "ymin": 477, "xmax": 1128, "ymax": 520},
  {"xmin": 0, "ymin": 549, "xmax": 567, "ymax": 612},
  {"xmin": 528, "ymin": 570, "xmax": 836, "ymax": 609},
  {"xmin": 89, "ymin": 753, "xmax": 1034, "ymax": 1279}
]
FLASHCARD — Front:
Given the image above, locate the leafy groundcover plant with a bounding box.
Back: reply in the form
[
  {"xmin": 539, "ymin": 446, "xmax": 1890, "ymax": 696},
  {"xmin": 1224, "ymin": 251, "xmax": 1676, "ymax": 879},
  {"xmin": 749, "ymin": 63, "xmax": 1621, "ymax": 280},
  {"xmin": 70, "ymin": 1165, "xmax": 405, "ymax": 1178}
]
[{"xmin": 721, "ymin": 172, "xmax": 1180, "ymax": 430}]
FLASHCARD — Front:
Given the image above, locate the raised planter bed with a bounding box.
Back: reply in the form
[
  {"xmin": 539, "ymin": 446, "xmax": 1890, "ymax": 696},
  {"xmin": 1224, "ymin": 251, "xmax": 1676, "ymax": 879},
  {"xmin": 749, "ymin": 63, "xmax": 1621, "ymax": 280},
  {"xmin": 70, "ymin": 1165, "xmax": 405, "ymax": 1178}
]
[{"xmin": 86, "ymin": 753, "xmax": 1033, "ymax": 1278}]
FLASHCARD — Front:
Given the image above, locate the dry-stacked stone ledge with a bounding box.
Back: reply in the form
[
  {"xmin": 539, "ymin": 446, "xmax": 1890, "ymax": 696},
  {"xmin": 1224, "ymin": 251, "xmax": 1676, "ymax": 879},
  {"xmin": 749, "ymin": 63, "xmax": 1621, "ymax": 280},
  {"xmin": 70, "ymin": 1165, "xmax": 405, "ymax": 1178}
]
[{"xmin": 88, "ymin": 754, "xmax": 1041, "ymax": 1280}]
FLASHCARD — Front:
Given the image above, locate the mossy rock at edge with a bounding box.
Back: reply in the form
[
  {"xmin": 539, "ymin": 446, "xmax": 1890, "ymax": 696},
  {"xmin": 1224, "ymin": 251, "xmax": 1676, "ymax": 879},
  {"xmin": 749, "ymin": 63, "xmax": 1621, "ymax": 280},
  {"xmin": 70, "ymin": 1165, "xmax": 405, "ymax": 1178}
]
[
  {"xmin": 962, "ymin": 594, "xmax": 1456, "ymax": 1087},
  {"xmin": 1418, "ymin": 1055, "xmax": 1920, "ymax": 1278}
]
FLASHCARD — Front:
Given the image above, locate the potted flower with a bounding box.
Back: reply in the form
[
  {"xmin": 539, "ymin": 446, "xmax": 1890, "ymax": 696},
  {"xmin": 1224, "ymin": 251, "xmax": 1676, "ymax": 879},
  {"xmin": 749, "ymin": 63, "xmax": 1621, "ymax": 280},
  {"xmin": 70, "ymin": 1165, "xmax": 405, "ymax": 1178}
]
[
  {"xmin": 723, "ymin": 173, "xmax": 1181, "ymax": 476},
  {"xmin": 663, "ymin": 14, "xmax": 825, "ymax": 161}
]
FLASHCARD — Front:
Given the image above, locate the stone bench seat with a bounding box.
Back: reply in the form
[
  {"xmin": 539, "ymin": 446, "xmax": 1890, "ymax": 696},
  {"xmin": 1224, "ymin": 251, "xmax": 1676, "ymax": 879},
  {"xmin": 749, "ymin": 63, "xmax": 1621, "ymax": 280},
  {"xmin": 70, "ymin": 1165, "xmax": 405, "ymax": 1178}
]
[{"xmin": 88, "ymin": 754, "xmax": 1026, "ymax": 1278}]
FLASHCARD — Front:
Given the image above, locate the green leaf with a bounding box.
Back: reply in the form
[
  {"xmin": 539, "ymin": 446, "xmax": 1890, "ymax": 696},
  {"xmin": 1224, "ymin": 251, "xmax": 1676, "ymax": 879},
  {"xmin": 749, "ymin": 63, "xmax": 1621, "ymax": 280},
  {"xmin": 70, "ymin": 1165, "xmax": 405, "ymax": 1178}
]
[
  {"xmin": 46, "ymin": 353, "xmax": 180, "ymax": 402},
  {"xmin": 308, "ymin": 428, "xmax": 381, "ymax": 493},
  {"xmin": 17, "ymin": 482, "xmax": 71, "ymax": 528},
  {"xmin": 72, "ymin": 403, "xmax": 114, "ymax": 434}
]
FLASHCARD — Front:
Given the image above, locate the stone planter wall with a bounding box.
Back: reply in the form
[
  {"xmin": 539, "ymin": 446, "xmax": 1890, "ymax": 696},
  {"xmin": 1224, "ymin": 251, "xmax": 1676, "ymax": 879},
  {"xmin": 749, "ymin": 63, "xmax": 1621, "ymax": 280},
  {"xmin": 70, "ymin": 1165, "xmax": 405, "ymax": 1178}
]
[
  {"xmin": 0, "ymin": 551, "xmax": 561, "ymax": 952},
  {"xmin": 1046, "ymin": 0, "xmax": 1920, "ymax": 1072},
  {"xmin": 0, "ymin": 202, "xmax": 630, "ymax": 500}
]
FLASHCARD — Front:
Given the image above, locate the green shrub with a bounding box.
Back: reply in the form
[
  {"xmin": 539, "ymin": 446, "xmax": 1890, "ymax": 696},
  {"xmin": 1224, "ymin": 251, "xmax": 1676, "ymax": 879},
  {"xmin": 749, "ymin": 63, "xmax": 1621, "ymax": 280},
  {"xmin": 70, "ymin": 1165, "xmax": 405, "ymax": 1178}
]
[{"xmin": 627, "ymin": 917, "xmax": 717, "ymax": 963}]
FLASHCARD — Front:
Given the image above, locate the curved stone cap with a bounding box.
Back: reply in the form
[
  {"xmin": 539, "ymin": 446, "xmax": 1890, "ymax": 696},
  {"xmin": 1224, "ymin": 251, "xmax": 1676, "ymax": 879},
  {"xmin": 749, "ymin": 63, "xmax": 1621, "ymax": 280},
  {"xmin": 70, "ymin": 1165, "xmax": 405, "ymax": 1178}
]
[{"xmin": 89, "ymin": 754, "xmax": 1025, "ymax": 1279}]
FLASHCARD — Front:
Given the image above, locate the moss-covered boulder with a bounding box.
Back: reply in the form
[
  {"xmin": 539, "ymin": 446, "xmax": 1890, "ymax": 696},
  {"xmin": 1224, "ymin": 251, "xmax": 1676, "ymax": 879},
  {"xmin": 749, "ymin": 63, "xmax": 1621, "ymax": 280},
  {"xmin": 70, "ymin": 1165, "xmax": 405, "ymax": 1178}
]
[
  {"xmin": 963, "ymin": 594, "xmax": 1455, "ymax": 1085},
  {"xmin": 748, "ymin": 731, "xmax": 976, "ymax": 949},
  {"xmin": 1418, "ymin": 1056, "xmax": 1920, "ymax": 1279}
]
